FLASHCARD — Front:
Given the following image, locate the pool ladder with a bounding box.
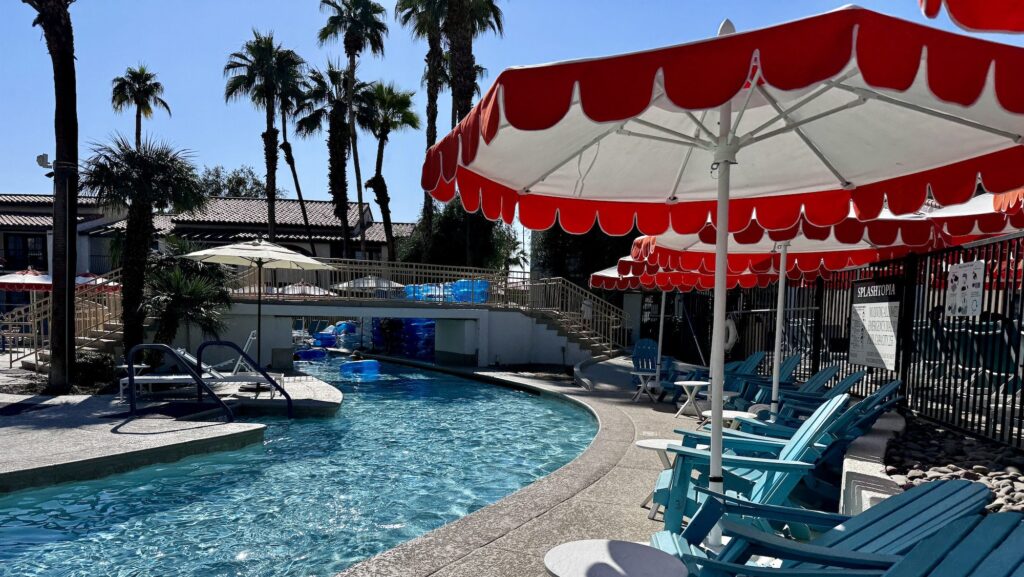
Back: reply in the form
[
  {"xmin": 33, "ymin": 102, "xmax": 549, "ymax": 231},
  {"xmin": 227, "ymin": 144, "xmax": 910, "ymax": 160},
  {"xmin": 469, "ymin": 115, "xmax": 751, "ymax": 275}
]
[{"xmin": 126, "ymin": 343, "xmax": 235, "ymax": 422}]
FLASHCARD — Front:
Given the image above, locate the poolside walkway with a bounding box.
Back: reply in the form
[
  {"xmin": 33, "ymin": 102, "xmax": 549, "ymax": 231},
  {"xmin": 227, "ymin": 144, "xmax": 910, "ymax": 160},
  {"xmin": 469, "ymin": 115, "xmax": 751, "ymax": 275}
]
[
  {"xmin": 0, "ymin": 375, "xmax": 342, "ymax": 493},
  {"xmin": 337, "ymin": 356, "xmax": 698, "ymax": 577}
]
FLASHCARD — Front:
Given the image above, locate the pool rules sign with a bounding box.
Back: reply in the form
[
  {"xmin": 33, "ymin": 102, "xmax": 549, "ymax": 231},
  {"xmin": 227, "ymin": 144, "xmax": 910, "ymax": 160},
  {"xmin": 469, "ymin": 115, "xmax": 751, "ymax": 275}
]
[{"xmin": 849, "ymin": 279, "xmax": 901, "ymax": 371}]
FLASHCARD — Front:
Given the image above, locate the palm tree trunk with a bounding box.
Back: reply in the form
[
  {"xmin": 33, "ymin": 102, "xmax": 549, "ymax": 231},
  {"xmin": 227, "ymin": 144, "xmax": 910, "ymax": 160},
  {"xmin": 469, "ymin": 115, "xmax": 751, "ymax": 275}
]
[
  {"xmin": 280, "ymin": 110, "xmax": 316, "ymax": 256},
  {"xmin": 28, "ymin": 0, "xmax": 79, "ymax": 394},
  {"xmin": 445, "ymin": 0, "xmax": 475, "ymax": 123},
  {"xmin": 422, "ymin": 28, "xmax": 442, "ymax": 243},
  {"xmin": 263, "ymin": 94, "xmax": 279, "ymax": 241},
  {"xmin": 369, "ymin": 136, "xmax": 396, "ymax": 261},
  {"xmin": 345, "ymin": 54, "xmax": 367, "ymax": 257},
  {"xmin": 327, "ymin": 108, "xmax": 350, "ymax": 257},
  {"xmin": 121, "ymin": 203, "xmax": 153, "ymax": 353},
  {"xmin": 135, "ymin": 107, "xmax": 142, "ymax": 149}
]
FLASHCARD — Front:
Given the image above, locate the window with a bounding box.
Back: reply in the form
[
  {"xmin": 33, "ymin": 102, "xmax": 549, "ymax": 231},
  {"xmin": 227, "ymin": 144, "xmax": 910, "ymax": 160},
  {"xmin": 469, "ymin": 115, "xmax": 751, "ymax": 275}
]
[{"xmin": 4, "ymin": 234, "xmax": 47, "ymax": 271}]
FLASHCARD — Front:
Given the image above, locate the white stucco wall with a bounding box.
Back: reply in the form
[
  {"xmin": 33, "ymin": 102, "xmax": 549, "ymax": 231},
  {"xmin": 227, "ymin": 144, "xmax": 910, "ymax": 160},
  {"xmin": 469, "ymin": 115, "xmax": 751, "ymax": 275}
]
[{"xmin": 193, "ymin": 302, "xmax": 592, "ymax": 369}]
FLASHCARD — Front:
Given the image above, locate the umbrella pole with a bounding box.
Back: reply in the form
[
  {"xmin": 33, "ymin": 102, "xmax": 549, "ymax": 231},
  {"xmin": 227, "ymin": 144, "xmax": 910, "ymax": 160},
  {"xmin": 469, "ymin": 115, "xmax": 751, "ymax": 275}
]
[
  {"xmin": 770, "ymin": 242, "xmax": 790, "ymax": 418},
  {"xmin": 655, "ymin": 290, "xmax": 667, "ymax": 385},
  {"xmin": 709, "ymin": 29, "xmax": 736, "ymax": 546},
  {"xmin": 257, "ymin": 264, "xmax": 263, "ymax": 368}
]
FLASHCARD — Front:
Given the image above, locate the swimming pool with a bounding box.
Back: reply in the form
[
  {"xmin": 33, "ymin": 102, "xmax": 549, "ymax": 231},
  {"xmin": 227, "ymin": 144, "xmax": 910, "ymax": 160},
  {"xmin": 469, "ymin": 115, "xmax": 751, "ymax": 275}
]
[{"xmin": 0, "ymin": 360, "xmax": 596, "ymax": 577}]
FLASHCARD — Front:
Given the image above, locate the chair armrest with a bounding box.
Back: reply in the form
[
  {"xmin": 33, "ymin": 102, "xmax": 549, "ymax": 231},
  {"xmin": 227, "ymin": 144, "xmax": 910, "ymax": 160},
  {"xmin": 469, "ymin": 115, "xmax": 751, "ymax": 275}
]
[
  {"xmin": 682, "ymin": 556, "xmax": 884, "ymax": 577},
  {"xmin": 721, "ymin": 520, "xmax": 901, "ymax": 569},
  {"xmin": 693, "ymin": 487, "xmax": 849, "ymax": 527},
  {"xmin": 667, "ymin": 446, "xmax": 815, "ymax": 472},
  {"xmin": 680, "ymin": 429, "xmax": 787, "ymax": 453},
  {"xmin": 734, "ymin": 416, "xmax": 799, "ymax": 437}
]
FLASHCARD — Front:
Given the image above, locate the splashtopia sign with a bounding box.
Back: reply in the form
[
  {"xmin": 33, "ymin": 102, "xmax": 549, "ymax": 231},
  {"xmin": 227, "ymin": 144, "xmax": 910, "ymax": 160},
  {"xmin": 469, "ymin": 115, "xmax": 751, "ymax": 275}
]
[{"xmin": 849, "ymin": 279, "xmax": 902, "ymax": 371}]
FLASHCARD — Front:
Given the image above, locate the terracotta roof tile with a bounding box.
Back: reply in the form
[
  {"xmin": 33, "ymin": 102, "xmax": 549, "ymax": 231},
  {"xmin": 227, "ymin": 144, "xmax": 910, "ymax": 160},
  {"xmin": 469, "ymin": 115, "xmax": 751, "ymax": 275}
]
[{"xmin": 172, "ymin": 197, "xmax": 365, "ymax": 228}]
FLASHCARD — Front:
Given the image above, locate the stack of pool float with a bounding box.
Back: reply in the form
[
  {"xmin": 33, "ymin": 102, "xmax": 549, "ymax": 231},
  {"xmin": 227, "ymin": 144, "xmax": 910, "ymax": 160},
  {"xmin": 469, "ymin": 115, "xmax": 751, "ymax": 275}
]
[
  {"xmin": 402, "ymin": 318, "xmax": 435, "ymax": 361},
  {"xmin": 403, "ymin": 279, "xmax": 490, "ymax": 304},
  {"xmin": 370, "ymin": 317, "xmax": 435, "ymax": 361}
]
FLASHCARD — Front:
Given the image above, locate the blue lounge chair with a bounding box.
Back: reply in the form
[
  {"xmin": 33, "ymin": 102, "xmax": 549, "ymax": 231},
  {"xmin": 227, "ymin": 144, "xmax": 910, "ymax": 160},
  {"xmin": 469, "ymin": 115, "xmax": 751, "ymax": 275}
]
[
  {"xmin": 673, "ymin": 480, "xmax": 992, "ymax": 576},
  {"xmin": 654, "ymin": 394, "xmax": 850, "ymax": 528}
]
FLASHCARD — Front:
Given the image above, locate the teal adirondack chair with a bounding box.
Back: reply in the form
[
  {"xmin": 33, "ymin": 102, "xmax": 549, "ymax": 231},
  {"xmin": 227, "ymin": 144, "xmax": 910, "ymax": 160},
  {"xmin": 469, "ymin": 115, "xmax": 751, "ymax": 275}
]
[
  {"xmin": 727, "ymin": 354, "xmax": 805, "ymax": 410},
  {"xmin": 674, "ymin": 480, "xmax": 992, "ymax": 576},
  {"xmin": 757, "ymin": 369, "xmax": 867, "ymax": 424},
  {"xmin": 655, "ymin": 394, "xmax": 850, "ymax": 530},
  {"xmin": 882, "ymin": 512, "xmax": 1024, "ymax": 577},
  {"xmin": 632, "ymin": 338, "xmax": 660, "ymax": 375},
  {"xmin": 733, "ymin": 379, "xmax": 902, "ymax": 441},
  {"xmin": 689, "ymin": 351, "xmax": 770, "ymax": 403}
]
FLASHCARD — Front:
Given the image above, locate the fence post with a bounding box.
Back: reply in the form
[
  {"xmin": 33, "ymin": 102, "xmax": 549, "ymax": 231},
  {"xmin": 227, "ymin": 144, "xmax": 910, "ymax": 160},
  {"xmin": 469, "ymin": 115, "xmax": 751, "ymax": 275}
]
[
  {"xmin": 898, "ymin": 254, "xmax": 919, "ymax": 404},
  {"xmin": 810, "ymin": 276, "xmax": 825, "ymax": 374}
]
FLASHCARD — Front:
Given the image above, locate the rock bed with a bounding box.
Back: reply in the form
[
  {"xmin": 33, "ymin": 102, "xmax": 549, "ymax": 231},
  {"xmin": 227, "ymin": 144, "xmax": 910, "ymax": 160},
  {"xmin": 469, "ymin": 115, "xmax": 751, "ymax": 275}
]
[{"xmin": 885, "ymin": 415, "xmax": 1024, "ymax": 512}]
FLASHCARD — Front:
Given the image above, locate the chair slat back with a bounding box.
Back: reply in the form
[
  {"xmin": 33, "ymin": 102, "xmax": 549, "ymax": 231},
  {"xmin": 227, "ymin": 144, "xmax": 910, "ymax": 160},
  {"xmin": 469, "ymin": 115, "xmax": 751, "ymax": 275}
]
[
  {"xmin": 800, "ymin": 364, "xmax": 838, "ymax": 394},
  {"xmin": 749, "ymin": 394, "xmax": 849, "ymax": 505},
  {"xmin": 633, "ymin": 338, "xmax": 660, "ymax": 373},
  {"xmin": 807, "ymin": 480, "xmax": 991, "ymax": 557},
  {"xmin": 885, "ymin": 513, "xmax": 1024, "ymax": 577}
]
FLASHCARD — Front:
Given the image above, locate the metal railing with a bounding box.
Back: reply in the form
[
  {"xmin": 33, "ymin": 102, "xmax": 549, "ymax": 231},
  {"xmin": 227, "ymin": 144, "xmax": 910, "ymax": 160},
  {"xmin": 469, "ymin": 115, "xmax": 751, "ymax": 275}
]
[
  {"xmin": 232, "ymin": 258, "xmax": 630, "ymax": 354},
  {"xmin": 1, "ymin": 268, "xmax": 123, "ymax": 370},
  {"xmin": 126, "ymin": 343, "xmax": 234, "ymax": 422}
]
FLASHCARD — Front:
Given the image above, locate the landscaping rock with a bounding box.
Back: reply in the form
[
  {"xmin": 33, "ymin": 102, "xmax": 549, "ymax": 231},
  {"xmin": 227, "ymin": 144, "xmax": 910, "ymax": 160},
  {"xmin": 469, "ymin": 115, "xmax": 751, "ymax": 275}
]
[{"xmin": 884, "ymin": 415, "xmax": 1024, "ymax": 506}]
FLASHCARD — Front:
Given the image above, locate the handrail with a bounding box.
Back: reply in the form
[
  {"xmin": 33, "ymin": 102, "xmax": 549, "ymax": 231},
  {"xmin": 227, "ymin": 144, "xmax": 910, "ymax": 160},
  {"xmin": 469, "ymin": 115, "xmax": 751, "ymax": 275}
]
[
  {"xmin": 126, "ymin": 343, "xmax": 234, "ymax": 422},
  {"xmin": 196, "ymin": 340, "xmax": 293, "ymax": 418}
]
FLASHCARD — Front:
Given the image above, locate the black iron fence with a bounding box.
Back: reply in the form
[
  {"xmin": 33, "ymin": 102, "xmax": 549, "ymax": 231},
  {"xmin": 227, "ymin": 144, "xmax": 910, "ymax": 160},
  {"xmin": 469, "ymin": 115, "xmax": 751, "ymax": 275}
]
[{"xmin": 636, "ymin": 232, "xmax": 1024, "ymax": 447}]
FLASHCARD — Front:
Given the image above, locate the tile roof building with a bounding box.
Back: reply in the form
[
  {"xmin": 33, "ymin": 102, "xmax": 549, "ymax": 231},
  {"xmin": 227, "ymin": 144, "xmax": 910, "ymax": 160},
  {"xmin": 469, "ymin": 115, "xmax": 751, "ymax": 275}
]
[{"xmin": 0, "ymin": 194, "xmax": 414, "ymax": 275}]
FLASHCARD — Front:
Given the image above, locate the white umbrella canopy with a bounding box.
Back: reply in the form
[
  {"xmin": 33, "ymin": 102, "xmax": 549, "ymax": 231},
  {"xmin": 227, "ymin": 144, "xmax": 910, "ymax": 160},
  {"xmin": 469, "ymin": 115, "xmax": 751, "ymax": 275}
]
[
  {"xmin": 423, "ymin": 6, "xmax": 1024, "ymax": 542},
  {"xmin": 279, "ymin": 281, "xmax": 334, "ymax": 296},
  {"xmin": 184, "ymin": 239, "xmax": 333, "ymax": 366},
  {"xmin": 332, "ymin": 275, "xmax": 405, "ymax": 290},
  {"xmin": 183, "ymin": 239, "xmax": 331, "ymax": 270}
]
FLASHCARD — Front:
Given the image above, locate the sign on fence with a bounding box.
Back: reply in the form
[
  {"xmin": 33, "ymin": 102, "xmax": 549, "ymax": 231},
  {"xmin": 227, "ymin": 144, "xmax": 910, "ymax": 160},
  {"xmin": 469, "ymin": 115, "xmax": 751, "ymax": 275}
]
[
  {"xmin": 944, "ymin": 260, "xmax": 986, "ymax": 318},
  {"xmin": 849, "ymin": 278, "xmax": 901, "ymax": 371}
]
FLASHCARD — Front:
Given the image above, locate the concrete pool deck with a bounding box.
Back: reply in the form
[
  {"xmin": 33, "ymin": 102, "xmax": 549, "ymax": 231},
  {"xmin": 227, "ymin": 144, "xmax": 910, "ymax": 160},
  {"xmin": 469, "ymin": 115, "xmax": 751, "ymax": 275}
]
[
  {"xmin": 337, "ymin": 356, "xmax": 699, "ymax": 577},
  {"xmin": 0, "ymin": 374, "xmax": 342, "ymax": 493}
]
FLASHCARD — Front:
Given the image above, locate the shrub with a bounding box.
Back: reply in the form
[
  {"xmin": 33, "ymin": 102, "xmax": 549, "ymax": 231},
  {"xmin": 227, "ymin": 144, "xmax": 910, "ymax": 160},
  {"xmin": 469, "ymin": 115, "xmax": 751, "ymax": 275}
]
[{"xmin": 75, "ymin": 351, "xmax": 117, "ymax": 393}]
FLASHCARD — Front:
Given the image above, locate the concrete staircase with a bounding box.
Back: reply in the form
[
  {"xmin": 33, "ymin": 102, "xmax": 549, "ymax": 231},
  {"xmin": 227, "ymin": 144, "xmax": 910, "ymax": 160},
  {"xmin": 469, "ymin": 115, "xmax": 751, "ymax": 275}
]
[{"xmin": 523, "ymin": 309, "xmax": 625, "ymax": 357}]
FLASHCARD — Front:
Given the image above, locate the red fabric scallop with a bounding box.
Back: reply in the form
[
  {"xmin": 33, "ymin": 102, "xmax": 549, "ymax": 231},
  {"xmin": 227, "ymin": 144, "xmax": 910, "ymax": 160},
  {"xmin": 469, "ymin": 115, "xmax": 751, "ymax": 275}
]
[{"xmin": 423, "ymin": 8, "xmax": 1024, "ymax": 236}]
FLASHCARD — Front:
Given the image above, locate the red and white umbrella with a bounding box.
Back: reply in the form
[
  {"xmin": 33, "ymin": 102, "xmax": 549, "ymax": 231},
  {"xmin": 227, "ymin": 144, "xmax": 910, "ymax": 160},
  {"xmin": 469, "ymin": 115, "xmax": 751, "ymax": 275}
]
[
  {"xmin": 921, "ymin": 0, "xmax": 1024, "ymax": 33},
  {"xmin": 0, "ymin": 268, "xmax": 53, "ymax": 292},
  {"xmin": 0, "ymin": 269, "xmax": 120, "ymax": 293},
  {"xmin": 423, "ymin": 6, "xmax": 1024, "ymax": 537}
]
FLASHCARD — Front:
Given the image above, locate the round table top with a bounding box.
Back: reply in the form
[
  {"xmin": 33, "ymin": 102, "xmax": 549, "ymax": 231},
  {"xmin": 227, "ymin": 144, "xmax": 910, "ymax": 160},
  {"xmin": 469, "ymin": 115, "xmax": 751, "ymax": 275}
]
[
  {"xmin": 634, "ymin": 438, "xmax": 678, "ymax": 452},
  {"xmin": 701, "ymin": 409, "xmax": 757, "ymax": 420},
  {"xmin": 544, "ymin": 539, "xmax": 688, "ymax": 577},
  {"xmin": 674, "ymin": 380, "xmax": 709, "ymax": 387}
]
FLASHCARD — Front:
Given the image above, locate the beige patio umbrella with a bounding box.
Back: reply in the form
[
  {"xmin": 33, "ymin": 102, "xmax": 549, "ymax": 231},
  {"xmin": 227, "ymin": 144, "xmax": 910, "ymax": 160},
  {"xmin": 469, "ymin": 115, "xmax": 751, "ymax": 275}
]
[{"xmin": 184, "ymin": 239, "xmax": 333, "ymax": 365}]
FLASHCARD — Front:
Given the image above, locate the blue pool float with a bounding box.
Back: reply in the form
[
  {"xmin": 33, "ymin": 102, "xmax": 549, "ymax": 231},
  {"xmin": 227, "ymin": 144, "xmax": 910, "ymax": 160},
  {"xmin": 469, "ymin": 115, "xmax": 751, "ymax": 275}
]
[{"xmin": 339, "ymin": 359, "xmax": 380, "ymax": 380}]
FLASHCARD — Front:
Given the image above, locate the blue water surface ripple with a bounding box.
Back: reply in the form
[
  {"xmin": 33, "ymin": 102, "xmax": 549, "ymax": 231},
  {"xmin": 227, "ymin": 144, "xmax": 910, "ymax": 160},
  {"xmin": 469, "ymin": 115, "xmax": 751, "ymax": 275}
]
[{"xmin": 0, "ymin": 360, "xmax": 596, "ymax": 577}]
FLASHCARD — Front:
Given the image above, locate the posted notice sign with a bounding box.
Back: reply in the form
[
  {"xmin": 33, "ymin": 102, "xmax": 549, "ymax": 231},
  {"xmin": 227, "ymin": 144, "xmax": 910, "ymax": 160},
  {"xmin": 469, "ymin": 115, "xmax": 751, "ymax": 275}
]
[
  {"xmin": 944, "ymin": 260, "xmax": 985, "ymax": 318},
  {"xmin": 849, "ymin": 279, "xmax": 901, "ymax": 371}
]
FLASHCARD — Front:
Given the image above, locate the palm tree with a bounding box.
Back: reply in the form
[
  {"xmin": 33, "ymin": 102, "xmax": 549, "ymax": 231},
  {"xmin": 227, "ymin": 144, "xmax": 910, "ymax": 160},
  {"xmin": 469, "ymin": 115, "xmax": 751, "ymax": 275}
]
[
  {"xmin": 363, "ymin": 82, "xmax": 421, "ymax": 261},
  {"xmin": 146, "ymin": 239, "xmax": 230, "ymax": 350},
  {"xmin": 22, "ymin": 0, "xmax": 78, "ymax": 394},
  {"xmin": 297, "ymin": 66, "xmax": 374, "ymax": 258},
  {"xmin": 317, "ymin": 0, "xmax": 388, "ymax": 256},
  {"xmin": 224, "ymin": 30, "xmax": 303, "ymax": 241},
  {"xmin": 274, "ymin": 58, "xmax": 317, "ymax": 256},
  {"xmin": 395, "ymin": 0, "xmax": 444, "ymax": 237},
  {"xmin": 111, "ymin": 65, "xmax": 171, "ymax": 149},
  {"xmin": 444, "ymin": 0, "xmax": 503, "ymax": 123},
  {"xmin": 438, "ymin": 52, "xmax": 487, "ymax": 129},
  {"xmin": 443, "ymin": 0, "xmax": 503, "ymax": 266},
  {"xmin": 81, "ymin": 137, "xmax": 206, "ymax": 353}
]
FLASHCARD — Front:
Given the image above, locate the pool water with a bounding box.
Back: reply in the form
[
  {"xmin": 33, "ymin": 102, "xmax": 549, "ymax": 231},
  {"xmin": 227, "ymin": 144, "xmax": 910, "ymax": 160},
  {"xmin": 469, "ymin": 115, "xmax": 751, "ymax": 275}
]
[{"xmin": 0, "ymin": 361, "xmax": 596, "ymax": 577}]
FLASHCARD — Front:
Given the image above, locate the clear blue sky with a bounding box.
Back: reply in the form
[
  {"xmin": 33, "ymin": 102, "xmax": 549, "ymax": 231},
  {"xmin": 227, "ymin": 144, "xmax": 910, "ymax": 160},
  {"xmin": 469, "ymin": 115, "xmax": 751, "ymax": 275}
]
[{"xmin": 3, "ymin": 0, "xmax": 1021, "ymax": 224}]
